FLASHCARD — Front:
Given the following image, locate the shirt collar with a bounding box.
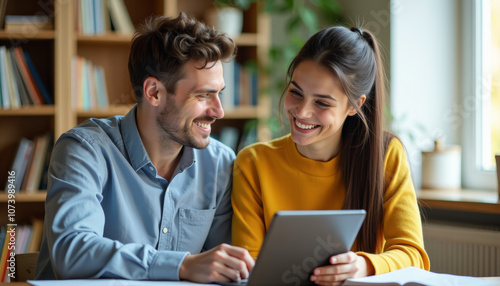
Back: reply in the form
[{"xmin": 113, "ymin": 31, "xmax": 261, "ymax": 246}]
[
  {"xmin": 121, "ymin": 105, "xmax": 196, "ymax": 174},
  {"xmin": 178, "ymin": 146, "xmax": 195, "ymax": 172},
  {"xmin": 121, "ymin": 105, "xmax": 151, "ymax": 172}
]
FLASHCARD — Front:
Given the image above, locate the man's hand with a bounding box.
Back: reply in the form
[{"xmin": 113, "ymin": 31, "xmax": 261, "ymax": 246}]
[
  {"xmin": 179, "ymin": 243, "xmax": 255, "ymax": 283},
  {"xmin": 309, "ymin": 251, "xmax": 374, "ymax": 286}
]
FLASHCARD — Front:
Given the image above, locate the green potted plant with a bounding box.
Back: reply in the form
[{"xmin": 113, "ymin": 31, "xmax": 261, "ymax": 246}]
[
  {"xmin": 206, "ymin": 0, "xmax": 257, "ymax": 38},
  {"xmin": 264, "ymin": 0, "xmax": 343, "ymax": 84},
  {"xmin": 215, "ymin": 0, "xmax": 255, "ymax": 10}
]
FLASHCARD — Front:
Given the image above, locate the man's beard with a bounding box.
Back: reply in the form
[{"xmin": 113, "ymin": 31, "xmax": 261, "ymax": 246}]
[{"xmin": 156, "ymin": 105, "xmax": 211, "ymax": 150}]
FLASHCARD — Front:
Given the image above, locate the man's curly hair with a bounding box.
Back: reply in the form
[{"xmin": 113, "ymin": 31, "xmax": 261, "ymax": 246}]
[{"xmin": 128, "ymin": 12, "xmax": 237, "ymax": 101}]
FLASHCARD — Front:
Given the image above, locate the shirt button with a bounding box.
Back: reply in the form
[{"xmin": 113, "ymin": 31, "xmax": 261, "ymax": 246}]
[
  {"xmin": 162, "ymin": 227, "xmax": 168, "ymax": 234},
  {"xmin": 166, "ymin": 187, "xmax": 170, "ymax": 193},
  {"xmin": 149, "ymin": 166, "xmax": 154, "ymax": 171}
]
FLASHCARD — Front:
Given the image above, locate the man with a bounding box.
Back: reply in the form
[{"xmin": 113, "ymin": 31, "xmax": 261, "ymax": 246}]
[{"xmin": 34, "ymin": 13, "xmax": 254, "ymax": 283}]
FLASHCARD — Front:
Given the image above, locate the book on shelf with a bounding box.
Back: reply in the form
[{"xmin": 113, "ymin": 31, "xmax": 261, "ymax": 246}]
[
  {"xmin": 108, "ymin": 0, "xmax": 134, "ymax": 34},
  {"xmin": 100, "ymin": 0, "xmax": 111, "ymax": 33},
  {"xmin": 83, "ymin": 0, "xmax": 95, "ymax": 35},
  {"xmin": 0, "ymin": 219, "xmax": 45, "ymax": 282},
  {"xmin": 0, "ymin": 226, "xmax": 8, "ymax": 282},
  {"xmin": 20, "ymin": 133, "xmax": 52, "ymax": 193},
  {"xmin": 94, "ymin": 65, "xmax": 109, "ymax": 109},
  {"xmin": 0, "ymin": 46, "xmax": 52, "ymax": 109},
  {"xmin": 249, "ymin": 66, "xmax": 258, "ymax": 106},
  {"xmin": 0, "ymin": 227, "xmax": 5, "ymax": 281},
  {"xmin": 9, "ymin": 49, "xmax": 33, "ymax": 106},
  {"xmin": 2, "ymin": 47, "xmax": 21, "ymax": 109},
  {"xmin": 221, "ymin": 61, "xmax": 259, "ymax": 111},
  {"xmin": 4, "ymin": 138, "xmax": 34, "ymax": 192},
  {"xmin": 233, "ymin": 62, "xmax": 241, "ymax": 107},
  {"xmin": 14, "ymin": 225, "xmax": 32, "ymax": 255},
  {"xmin": 93, "ymin": 0, "xmax": 112, "ymax": 34},
  {"xmin": 4, "ymin": 15, "xmax": 54, "ymax": 32},
  {"xmin": 0, "ymin": 46, "xmax": 8, "ymax": 108},
  {"xmin": 0, "ymin": 224, "xmax": 14, "ymax": 282},
  {"xmin": 93, "ymin": 0, "xmax": 103, "ymax": 34},
  {"xmin": 0, "ymin": 0, "xmax": 7, "ymax": 29},
  {"xmin": 221, "ymin": 61, "xmax": 236, "ymax": 110},
  {"xmin": 12, "ymin": 47, "xmax": 44, "ymax": 105},
  {"xmin": 77, "ymin": 0, "xmax": 128, "ymax": 35},
  {"xmin": 71, "ymin": 56, "xmax": 110, "ymax": 111},
  {"xmin": 4, "ymin": 135, "xmax": 53, "ymax": 193},
  {"xmin": 24, "ymin": 51, "xmax": 53, "ymax": 105},
  {"xmin": 0, "ymin": 227, "xmax": 5, "ymax": 277},
  {"xmin": 84, "ymin": 59, "xmax": 95, "ymax": 109},
  {"xmin": 78, "ymin": 0, "xmax": 98, "ymax": 35},
  {"xmin": 238, "ymin": 63, "xmax": 258, "ymax": 107}
]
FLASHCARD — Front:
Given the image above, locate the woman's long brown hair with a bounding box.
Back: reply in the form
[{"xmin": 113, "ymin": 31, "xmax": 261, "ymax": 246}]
[{"xmin": 282, "ymin": 26, "xmax": 386, "ymax": 252}]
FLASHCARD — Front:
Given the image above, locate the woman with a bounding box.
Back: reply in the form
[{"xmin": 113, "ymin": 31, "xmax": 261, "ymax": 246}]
[{"xmin": 231, "ymin": 26, "xmax": 430, "ymax": 285}]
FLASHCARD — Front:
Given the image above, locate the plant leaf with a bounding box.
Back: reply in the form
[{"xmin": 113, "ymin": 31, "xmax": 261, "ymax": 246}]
[
  {"xmin": 235, "ymin": 0, "xmax": 251, "ymax": 10},
  {"xmin": 299, "ymin": 8, "xmax": 318, "ymax": 34},
  {"xmin": 286, "ymin": 16, "xmax": 301, "ymax": 31}
]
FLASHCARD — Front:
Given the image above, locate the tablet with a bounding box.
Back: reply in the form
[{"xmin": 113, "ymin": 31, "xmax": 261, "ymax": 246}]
[{"xmin": 221, "ymin": 209, "xmax": 366, "ymax": 286}]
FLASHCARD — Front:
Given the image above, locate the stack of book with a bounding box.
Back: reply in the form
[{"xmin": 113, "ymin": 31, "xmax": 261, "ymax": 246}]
[
  {"xmin": 3, "ymin": 15, "xmax": 53, "ymax": 32},
  {"xmin": 0, "ymin": 219, "xmax": 44, "ymax": 282},
  {"xmin": 4, "ymin": 134, "xmax": 53, "ymax": 193},
  {"xmin": 0, "ymin": 1, "xmax": 54, "ymax": 32},
  {"xmin": 71, "ymin": 56, "xmax": 110, "ymax": 111},
  {"xmin": 221, "ymin": 61, "xmax": 259, "ymax": 110},
  {"xmin": 0, "ymin": 46, "xmax": 53, "ymax": 109},
  {"xmin": 76, "ymin": 0, "xmax": 134, "ymax": 35}
]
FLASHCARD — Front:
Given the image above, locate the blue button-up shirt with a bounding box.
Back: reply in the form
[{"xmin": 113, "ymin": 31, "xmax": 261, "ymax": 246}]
[{"xmin": 34, "ymin": 105, "xmax": 235, "ymax": 280}]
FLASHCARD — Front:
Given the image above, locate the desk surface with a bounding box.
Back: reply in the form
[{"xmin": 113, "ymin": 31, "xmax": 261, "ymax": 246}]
[
  {"xmin": 417, "ymin": 189, "xmax": 500, "ymax": 214},
  {"xmin": 4, "ymin": 277, "xmax": 500, "ymax": 286}
]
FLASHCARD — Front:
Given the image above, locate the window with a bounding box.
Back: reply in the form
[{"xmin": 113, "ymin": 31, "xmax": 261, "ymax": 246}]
[
  {"xmin": 490, "ymin": 1, "xmax": 500, "ymax": 169},
  {"xmin": 462, "ymin": 0, "xmax": 499, "ymax": 189}
]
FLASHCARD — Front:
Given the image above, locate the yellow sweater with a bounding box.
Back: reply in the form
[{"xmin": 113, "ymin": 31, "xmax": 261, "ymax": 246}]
[{"xmin": 232, "ymin": 134, "xmax": 430, "ymax": 275}]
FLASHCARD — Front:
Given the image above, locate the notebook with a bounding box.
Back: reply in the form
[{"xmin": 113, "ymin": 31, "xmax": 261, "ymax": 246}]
[{"xmin": 220, "ymin": 209, "xmax": 366, "ymax": 286}]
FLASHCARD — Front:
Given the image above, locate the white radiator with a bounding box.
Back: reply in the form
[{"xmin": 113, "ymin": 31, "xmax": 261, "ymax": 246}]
[{"xmin": 423, "ymin": 222, "xmax": 500, "ymax": 277}]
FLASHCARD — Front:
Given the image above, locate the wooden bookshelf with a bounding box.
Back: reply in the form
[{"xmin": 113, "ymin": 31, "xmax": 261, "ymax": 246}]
[
  {"xmin": 0, "ymin": 30, "xmax": 55, "ymax": 40},
  {"xmin": 0, "ymin": 192, "xmax": 46, "ymax": 225},
  {"xmin": 0, "ymin": 0, "xmax": 271, "ymax": 249},
  {"xmin": 77, "ymin": 104, "xmax": 135, "ymax": 118},
  {"xmin": 0, "ymin": 106, "xmax": 55, "ymax": 116},
  {"xmin": 0, "ymin": 192, "xmax": 46, "ymax": 203},
  {"xmin": 77, "ymin": 34, "xmax": 133, "ymax": 44}
]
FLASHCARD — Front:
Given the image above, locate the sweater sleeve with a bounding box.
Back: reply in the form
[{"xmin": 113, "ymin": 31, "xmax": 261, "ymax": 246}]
[
  {"xmin": 231, "ymin": 147, "xmax": 266, "ymax": 259},
  {"xmin": 357, "ymin": 138, "xmax": 430, "ymax": 274}
]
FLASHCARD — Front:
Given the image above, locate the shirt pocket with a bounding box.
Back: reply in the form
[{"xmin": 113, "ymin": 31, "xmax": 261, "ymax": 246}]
[{"xmin": 178, "ymin": 208, "xmax": 216, "ymax": 253}]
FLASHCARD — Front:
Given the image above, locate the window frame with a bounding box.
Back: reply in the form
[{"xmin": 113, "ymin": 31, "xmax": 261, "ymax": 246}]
[{"xmin": 461, "ymin": 0, "xmax": 497, "ymax": 190}]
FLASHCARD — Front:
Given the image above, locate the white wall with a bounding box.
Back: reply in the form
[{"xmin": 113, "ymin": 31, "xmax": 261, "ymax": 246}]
[
  {"xmin": 269, "ymin": 0, "xmax": 465, "ymax": 188},
  {"xmin": 391, "ymin": 0, "xmax": 461, "ymax": 187},
  {"xmin": 339, "ymin": 0, "xmax": 392, "ymax": 86}
]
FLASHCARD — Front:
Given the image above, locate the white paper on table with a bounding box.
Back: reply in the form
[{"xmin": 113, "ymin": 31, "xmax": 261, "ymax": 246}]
[{"xmin": 343, "ymin": 267, "xmax": 499, "ymax": 286}]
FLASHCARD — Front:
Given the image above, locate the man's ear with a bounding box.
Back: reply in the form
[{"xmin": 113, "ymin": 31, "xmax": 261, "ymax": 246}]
[
  {"xmin": 348, "ymin": 95, "xmax": 367, "ymax": 116},
  {"xmin": 143, "ymin": 77, "xmax": 162, "ymax": 107}
]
